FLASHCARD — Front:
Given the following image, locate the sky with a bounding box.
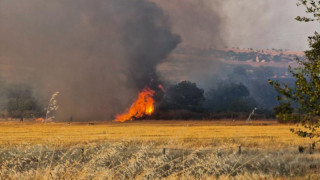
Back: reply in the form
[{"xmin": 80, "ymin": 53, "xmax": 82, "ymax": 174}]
[
  {"xmin": 152, "ymin": 0, "xmax": 319, "ymax": 51},
  {"xmin": 223, "ymin": 0, "xmax": 318, "ymax": 50}
]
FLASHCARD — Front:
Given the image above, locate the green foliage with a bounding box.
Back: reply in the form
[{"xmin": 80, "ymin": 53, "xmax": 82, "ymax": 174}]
[
  {"xmin": 296, "ymin": 0, "xmax": 320, "ymax": 22},
  {"xmin": 159, "ymin": 81, "xmax": 205, "ymax": 112},
  {"xmin": 273, "ymin": 102, "xmax": 293, "ymax": 115},
  {"xmin": 273, "ymin": 103, "xmax": 297, "ymax": 123},
  {"xmin": 5, "ymin": 84, "xmax": 44, "ymax": 119},
  {"xmin": 205, "ymin": 82, "xmax": 257, "ymax": 113},
  {"xmin": 269, "ymin": 0, "xmax": 320, "ymax": 139},
  {"xmin": 275, "ymin": 114, "xmax": 301, "ymax": 124}
]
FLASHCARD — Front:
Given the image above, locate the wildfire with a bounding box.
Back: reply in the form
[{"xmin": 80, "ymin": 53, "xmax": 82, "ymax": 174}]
[
  {"xmin": 35, "ymin": 117, "xmax": 44, "ymax": 122},
  {"xmin": 115, "ymin": 88, "xmax": 155, "ymax": 122}
]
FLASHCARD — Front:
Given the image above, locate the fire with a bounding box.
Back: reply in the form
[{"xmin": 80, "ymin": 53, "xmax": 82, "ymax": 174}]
[
  {"xmin": 35, "ymin": 118, "xmax": 44, "ymax": 122},
  {"xmin": 116, "ymin": 88, "xmax": 155, "ymax": 122}
]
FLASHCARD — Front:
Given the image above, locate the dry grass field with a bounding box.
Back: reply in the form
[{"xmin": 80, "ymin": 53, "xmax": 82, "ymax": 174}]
[{"xmin": 0, "ymin": 120, "xmax": 320, "ymax": 179}]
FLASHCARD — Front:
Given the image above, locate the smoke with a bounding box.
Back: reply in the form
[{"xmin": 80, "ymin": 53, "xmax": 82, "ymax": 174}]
[
  {"xmin": 0, "ymin": 0, "xmax": 180, "ymax": 120},
  {"xmin": 150, "ymin": 0, "xmax": 225, "ymax": 48},
  {"xmin": 153, "ymin": 0, "xmax": 318, "ymax": 94},
  {"xmin": 151, "ymin": 0, "xmax": 318, "ymax": 50},
  {"xmin": 220, "ymin": 0, "xmax": 318, "ymax": 51},
  {"xmin": 0, "ymin": 0, "xmax": 316, "ymax": 120}
]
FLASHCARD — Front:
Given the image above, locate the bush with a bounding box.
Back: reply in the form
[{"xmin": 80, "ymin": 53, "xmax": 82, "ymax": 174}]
[{"xmin": 276, "ymin": 114, "xmax": 301, "ymax": 124}]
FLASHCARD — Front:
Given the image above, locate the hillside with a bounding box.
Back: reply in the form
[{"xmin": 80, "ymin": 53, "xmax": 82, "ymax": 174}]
[{"xmin": 173, "ymin": 46, "xmax": 304, "ymax": 66}]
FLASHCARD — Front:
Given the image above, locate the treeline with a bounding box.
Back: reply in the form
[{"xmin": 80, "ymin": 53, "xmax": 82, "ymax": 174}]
[
  {"xmin": 153, "ymin": 81, "xmax": 274, "ymax": 120},
  {"xmin": 0, "ymin": 80, "xmax": 275, "ymax": 121},
  {"xmin": 175, "ymin": 47, "xmax": 301, "ymax": 63},
  {"xmin": 0, "ymin": 79, "xmax": 276, "ymax": 121}
]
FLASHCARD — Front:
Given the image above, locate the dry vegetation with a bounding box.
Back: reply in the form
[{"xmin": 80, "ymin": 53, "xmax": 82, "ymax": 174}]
[{"xmin": 0, "ymin": 120, "xmax": 320, "ymax": 179}]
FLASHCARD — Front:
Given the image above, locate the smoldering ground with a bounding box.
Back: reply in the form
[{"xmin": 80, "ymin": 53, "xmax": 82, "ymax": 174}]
[{"xmin": 0, "ymin": 0, "xmax": 180, "ymax": 120}]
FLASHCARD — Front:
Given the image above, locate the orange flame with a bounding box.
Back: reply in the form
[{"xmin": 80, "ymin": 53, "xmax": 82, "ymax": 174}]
[
  {"xmin": 35, "ymin": 117, "xmax": 44, "ymax": 122},
  {"xmin": 116, "ymin": 88, "xmax": 155, "ymax": 122}
]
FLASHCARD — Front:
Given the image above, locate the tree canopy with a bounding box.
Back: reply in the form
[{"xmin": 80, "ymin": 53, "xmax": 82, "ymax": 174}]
[
  {"xmin": 205, "ymin": 82, "xmax": 257, "ymax": 113},
  {"xmin": 159, "ymin": 81, "xmax": 205, "ymax": 112},
  {"xmin": 269, "ymin": 0, "xmax": 320, "ymax": 139},
  {"xmin": 5, "ymin": 84, "xmax": 43, "ymax": 121}
]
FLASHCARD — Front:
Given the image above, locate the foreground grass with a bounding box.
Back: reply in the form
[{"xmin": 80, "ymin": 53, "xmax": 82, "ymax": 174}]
[{"xmin": 0, "ymin": 120, "xmax": 319, "ymax": 179}]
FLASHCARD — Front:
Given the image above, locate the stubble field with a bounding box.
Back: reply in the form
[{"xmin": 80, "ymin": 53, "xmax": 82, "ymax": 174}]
[{"xmin": 0, "ymin": 120, "xmax": 319, "ymax": 179}]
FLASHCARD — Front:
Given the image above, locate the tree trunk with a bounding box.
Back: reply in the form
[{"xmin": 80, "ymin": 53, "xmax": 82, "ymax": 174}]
[{"xmin": 20, "ymin": 112, "xmax": 23, "ymax": 122}]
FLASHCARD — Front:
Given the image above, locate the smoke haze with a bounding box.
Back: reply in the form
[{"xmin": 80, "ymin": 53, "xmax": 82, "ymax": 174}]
[
  {"xmin": 150, "ymin": 0, "xmax": 225, "ymax": 48},
  {"xmin": 152, "ymin": 0, "xmax": 318, "ymax": 50},
  {"xmin": 0, "ymin": 0, "xmax": 180, "ymax": 120},
  {"xmin": 0, "ymin": 0, "xmax": 317, "ymax": 120}
]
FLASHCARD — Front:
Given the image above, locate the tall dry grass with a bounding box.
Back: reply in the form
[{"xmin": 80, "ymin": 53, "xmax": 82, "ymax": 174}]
[{"xmin": 0, "ymin": 120, "xmax": 319, "ymax": 179}]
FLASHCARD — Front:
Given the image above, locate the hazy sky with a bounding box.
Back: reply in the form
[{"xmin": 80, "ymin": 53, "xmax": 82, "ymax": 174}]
[
  {"xmin": 223, "ymin": 0, "xmax": 318, "ymax": 50},
  {"xmin": 153, "ymin": 0, "xmax": 319, "ymax": 51}
]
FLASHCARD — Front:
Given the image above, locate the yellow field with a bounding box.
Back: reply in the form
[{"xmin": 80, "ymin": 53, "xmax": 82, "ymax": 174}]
[
  {"xmin": 1, "ymin": 120, "xmax": 320, "ymax": 179},
  {"xmin": 0, "ymin": 120, "xmax": 312, "ymax": 149}
]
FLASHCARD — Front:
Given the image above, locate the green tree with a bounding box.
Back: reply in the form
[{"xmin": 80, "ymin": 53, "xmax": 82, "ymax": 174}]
[
  {"xmin": 5, "ymin": 84, "xmax": 43, "ymax": 121},
  {"xmin": 273, "ymin": 103, "xmax": 293, "ymax": 115},
  {"xmin": 269, "ymin": 0, "xmax": 320, "ymax": 139},
  {"xmin": 160, "ymin": 81, "xmax": 205, "ymax": 112},
  {"xmin": 205, "ymin": 82, "xmax": 257, "ymax": 113},
  {"xmin": 272, "ymin": 103, "xmax": 299, "ymax": 123}
]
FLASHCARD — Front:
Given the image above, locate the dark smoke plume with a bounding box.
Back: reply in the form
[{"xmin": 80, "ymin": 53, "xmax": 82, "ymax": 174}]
[
  {"xmin": 150, "ymin": 0, "xmax": 225, "ymax": 49},
  {"xmin": 0, "ymin": 0, "xmax": 181, "ymax": 120}
]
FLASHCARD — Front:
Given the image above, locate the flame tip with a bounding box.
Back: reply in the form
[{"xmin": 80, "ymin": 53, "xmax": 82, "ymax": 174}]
[{"xmin": 115, "ymin": 87, "xmax": 155, "ymax": 122}]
